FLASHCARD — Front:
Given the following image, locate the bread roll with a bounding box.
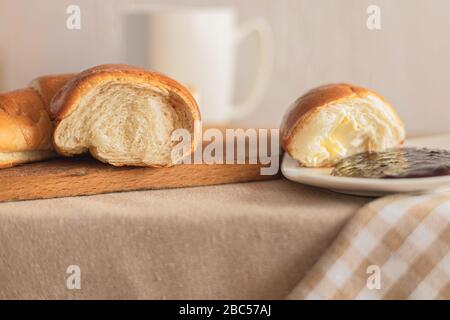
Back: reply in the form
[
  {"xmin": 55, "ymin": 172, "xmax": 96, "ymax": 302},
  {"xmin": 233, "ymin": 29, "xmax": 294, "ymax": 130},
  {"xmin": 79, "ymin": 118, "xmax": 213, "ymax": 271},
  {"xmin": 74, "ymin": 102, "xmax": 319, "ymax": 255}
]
[
  {"xmin": 280, "ymin": 83, "xmax": 405, "ymax": 167},
  {"xmin": 50, "ymin": 64, "xmax": 201, "ymax": 167},
  {"xmin": 0, "ymin": 75, "xmax": 73, "ymax": 168},
  {"xmin": 29, "ymin": 73, "xmax": 74, "ymax": 111}
]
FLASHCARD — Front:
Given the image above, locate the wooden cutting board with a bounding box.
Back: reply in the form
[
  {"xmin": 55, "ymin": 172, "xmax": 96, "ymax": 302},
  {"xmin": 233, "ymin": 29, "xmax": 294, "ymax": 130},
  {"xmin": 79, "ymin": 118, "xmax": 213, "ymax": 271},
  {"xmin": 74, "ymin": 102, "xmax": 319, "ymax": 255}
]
[{"xmin": 1, "ymin": 128, "xmax": 280, "ymax": 202}]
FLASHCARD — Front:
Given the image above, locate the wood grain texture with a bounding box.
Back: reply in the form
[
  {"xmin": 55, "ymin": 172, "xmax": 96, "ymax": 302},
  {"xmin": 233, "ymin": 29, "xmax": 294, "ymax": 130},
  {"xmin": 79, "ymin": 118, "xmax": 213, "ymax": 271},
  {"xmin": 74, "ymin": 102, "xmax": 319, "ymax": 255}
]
[
  {"xmin": 1, "ymin": 129, "xmax": 280, "ymax": 202},
  {"xmin": 0, "ymin": 157, "xmax": 278, "ymax": 202}
]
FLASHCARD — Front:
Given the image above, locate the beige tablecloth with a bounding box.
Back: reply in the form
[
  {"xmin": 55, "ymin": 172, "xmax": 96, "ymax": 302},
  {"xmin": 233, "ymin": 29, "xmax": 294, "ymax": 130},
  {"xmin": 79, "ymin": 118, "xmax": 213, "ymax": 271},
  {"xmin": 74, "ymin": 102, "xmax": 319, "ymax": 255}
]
[{"xmin": 0, "ymin": 179, "xmax": 369, "ymax": 299}]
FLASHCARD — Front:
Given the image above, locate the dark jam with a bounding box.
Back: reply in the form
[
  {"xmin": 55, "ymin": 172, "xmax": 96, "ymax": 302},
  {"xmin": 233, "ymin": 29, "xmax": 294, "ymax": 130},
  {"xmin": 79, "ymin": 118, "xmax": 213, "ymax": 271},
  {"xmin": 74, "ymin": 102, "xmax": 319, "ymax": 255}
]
[{"xmin": 331, "ymin": 148, "xmax": 450, "ymax": 179}]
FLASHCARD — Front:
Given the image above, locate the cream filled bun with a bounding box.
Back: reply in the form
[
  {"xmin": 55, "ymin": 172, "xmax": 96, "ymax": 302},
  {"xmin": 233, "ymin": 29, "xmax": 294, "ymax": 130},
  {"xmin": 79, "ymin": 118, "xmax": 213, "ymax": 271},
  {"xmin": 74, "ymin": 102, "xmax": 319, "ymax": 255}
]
[{"xmin": 280, "ymin": 83, "xmax": 405, "ymax": 167}]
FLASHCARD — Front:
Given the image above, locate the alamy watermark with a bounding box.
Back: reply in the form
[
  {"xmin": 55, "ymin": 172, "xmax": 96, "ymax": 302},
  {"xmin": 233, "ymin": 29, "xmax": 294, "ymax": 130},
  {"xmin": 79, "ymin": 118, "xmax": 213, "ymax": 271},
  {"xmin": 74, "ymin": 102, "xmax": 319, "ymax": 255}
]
[
  {"xmin": 367, "ymin": 5, "xmax": 381, "ymax": 30},
  {"xmin": 366, "ymin": 264, "xmax": 381, "ymax": 290},
  {"xmin": 171, "ymin": 121, "xmax": 280, "ymax": 176},
  {"xmin": 66, "ymin": 5, "xmax": 81, "ymax": 30},
  {"xmin": 66, "ymin": 265, "xmax": 81, "ymax": 290}
]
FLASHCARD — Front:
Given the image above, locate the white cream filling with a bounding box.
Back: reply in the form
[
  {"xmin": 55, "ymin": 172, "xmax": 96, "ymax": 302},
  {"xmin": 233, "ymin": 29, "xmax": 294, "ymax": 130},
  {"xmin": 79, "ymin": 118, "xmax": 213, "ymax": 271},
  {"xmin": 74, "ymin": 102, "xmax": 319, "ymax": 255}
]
[{"xmin": 290, "ymin": 95, "xmax": 405, "ymax": 167}]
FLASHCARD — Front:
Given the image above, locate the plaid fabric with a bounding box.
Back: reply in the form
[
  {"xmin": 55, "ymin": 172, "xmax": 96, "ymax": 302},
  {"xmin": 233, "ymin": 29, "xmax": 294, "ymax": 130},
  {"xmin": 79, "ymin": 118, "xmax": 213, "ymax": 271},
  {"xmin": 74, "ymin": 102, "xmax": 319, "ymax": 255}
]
[{"xmin": 289, "ymin": 193, "xmax": 450, "ymax": 300}]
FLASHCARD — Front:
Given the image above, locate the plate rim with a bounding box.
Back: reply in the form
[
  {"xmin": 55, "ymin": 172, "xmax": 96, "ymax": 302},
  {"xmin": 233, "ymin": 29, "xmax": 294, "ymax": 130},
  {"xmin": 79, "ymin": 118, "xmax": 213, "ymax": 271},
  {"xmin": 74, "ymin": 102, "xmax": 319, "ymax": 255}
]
[{"xmin": 281, "ymin": 135, "xmax": 450, "ymax": 194}]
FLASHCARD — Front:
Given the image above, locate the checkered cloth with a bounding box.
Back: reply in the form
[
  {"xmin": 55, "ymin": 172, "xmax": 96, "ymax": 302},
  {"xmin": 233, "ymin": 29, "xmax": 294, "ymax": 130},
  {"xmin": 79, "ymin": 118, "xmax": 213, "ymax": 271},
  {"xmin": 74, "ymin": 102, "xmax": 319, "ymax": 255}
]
[{"xmin": 288, "ymin": 193, "xmax": 450, "ymax": 300}]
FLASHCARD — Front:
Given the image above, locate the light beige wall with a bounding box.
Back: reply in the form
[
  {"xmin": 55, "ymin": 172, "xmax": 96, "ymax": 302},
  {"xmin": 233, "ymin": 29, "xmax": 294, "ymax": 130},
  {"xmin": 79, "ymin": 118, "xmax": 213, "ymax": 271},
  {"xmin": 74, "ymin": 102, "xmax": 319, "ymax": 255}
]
[
  {"xmin": 0, "ymin": 0, "xmax": 122, "ymax": 88},
  {"xmin": 1, "ymin": 0, "xmax": 449, "ymax": 135}
]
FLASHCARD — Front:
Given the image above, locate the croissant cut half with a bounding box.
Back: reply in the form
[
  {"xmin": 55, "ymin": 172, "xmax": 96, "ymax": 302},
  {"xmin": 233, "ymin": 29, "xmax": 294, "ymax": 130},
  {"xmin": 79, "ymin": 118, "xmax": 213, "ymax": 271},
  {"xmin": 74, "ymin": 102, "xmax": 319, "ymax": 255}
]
[
  {"xmin": 50, "ymin": 64, "xmax": 201, "ymax": 167},
  {"xmin": 280, "ymin": 83, "xmax": 405, "ymax": 167}
]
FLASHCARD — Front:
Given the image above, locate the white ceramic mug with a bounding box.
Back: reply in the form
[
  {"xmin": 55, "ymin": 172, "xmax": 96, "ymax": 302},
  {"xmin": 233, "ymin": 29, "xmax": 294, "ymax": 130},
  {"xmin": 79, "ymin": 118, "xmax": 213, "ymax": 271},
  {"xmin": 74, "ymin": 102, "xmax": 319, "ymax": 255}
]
[{"xmin": 142, "ymin": 6, "xmax": 273, "ymax": 123}]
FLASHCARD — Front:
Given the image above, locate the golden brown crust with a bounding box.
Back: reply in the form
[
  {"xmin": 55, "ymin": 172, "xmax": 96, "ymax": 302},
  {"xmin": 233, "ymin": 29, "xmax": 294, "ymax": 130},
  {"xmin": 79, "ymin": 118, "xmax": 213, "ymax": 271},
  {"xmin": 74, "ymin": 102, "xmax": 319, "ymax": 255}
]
[
  {"xmin": 29, "ymin": 73, "xmax": 74, "ymax": 112},
  {"xmin": 51, "ymin": 64, "xmax": 200, "ymax": 122},
  {"xmin": 50, "ymin": 64, "xmax": 201, "ymax": 166},
  {"xmin": 0, "ymin": 88, "xmax": 53, "ymax": 152},
  {"xmin": 0, "ymin": 74, "xmax": 72, "ymax": 168},
  {"xmin": 280, "ymin": 83, "xmax": 403, "ymax": 153}
]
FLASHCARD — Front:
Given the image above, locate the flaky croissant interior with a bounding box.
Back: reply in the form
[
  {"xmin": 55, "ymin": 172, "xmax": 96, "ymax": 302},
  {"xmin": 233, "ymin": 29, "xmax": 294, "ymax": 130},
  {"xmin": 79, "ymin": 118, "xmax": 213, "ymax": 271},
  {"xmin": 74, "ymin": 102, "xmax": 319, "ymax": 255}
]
[
  {"xmin": 54, "ymin": 81, "xmax": 194, "ymax": 166},
  {"xmin": 289, "ymin": 95, "xmax": 405, "ymax": 167}
]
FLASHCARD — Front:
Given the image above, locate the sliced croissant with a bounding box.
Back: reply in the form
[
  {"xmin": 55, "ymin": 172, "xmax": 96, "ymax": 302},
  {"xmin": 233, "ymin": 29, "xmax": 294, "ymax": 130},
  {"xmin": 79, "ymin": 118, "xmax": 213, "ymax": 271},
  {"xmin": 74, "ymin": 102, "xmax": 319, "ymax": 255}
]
[
  {"xmin": 50, "ymin": 64, "xmax": 201, "ymax": 167},
  {"xmin": 280, "ymin": 83, "xmax": 405, "ymax": 167}
]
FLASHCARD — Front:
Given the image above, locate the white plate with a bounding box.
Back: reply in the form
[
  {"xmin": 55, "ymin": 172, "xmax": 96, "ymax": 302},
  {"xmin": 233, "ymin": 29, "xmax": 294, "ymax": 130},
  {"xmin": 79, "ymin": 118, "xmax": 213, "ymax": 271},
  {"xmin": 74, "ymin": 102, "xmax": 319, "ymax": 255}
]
[{"xmin": 281, "ymin": 134, "xmax": 450, "ymax": 197}]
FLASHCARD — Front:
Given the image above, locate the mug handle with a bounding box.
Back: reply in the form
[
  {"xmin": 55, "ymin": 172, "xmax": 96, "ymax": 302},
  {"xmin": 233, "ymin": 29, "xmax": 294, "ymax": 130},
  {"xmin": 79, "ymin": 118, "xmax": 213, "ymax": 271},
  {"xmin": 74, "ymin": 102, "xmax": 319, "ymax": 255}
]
[{"xmin": 231, "ymin": 18, "xmax": 274, "ymax": 120}]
